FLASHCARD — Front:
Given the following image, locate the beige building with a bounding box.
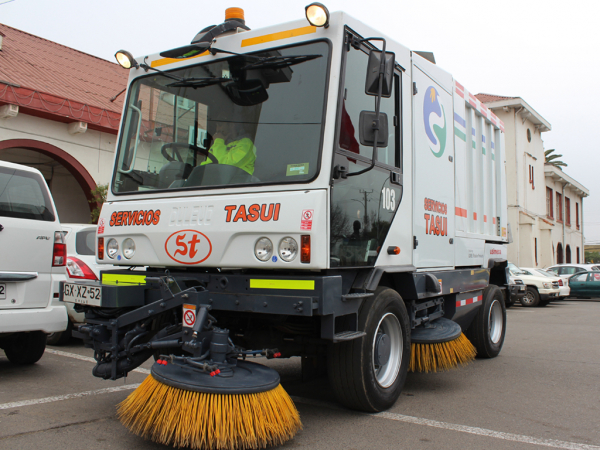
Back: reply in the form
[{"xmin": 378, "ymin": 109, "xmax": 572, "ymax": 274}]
[
  {"xmin": 477, "ymin": 94, "xmax": 588, "ymax": 268},
  {"xmin": 0, "ymin": 24, "xmax": 126, "ymax": 223},
  {"xmin": 545, "ymin": 166, "xmax": 588, "ymax": 264}
]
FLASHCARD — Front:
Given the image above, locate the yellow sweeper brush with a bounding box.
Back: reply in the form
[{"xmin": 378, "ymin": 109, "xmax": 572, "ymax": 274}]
[
  {"xmin": 409, "ymin": 318, "xmax": 476, "ymax": 373},
  {"xmin": 118, "ymin": 310, "xmax": 301, "ymax": 450}
]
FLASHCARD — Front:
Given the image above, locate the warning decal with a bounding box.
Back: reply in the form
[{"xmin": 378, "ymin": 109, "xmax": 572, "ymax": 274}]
[
  {"xmin": 183, "ymin": 304, "xmax": 196, "ymax": 328},
  {"xmin": 301, "ymin": 209, "xmax": 313, "ymax": 230}
]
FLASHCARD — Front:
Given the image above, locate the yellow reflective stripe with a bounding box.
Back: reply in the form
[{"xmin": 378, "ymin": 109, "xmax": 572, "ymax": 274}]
[
  {"xmin": 249, "ymin": 279, "xmax": 315, "ymax": 290},
  {"xmin": 241, "ymin": 26, "xmax": 317, "ymax": 48},
  {"xmin": 102, "ymin": 274, "xmax": 146, "ymax": 285},
  {"xmin": 150, "ymin": 50, "xmax": 210, "ymax": 68}
]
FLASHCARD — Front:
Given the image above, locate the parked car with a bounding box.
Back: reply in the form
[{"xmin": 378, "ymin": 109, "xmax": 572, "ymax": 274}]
[
  {"xmin": 47, "ymin": 224, "xmax": 113, "ymax": 345},
  {"xmin": 546, "ymin": 264, "xmax": 600, "ymax": 277},
  {"xmin": 0, "ymin": 161, "xmax": 68, "ymax": 363},
  {"xmin": 520, "ymin": 267, "xmax": 570, "ymax": 300},
  {"xmin": 567, "ymin": 271, "xmax": 600, "ymax": 298},
  {"xmin": 507, "ymin": 262, "xmax": 560, "ymax": 307}
]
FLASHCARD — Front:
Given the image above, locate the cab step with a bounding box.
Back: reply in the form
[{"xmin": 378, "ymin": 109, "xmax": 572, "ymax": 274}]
[
  {"xmin": 341, "ymin": 292, "xmax": 374, "ymax": 301},
  {"xmin": 333, "ymin": 331, "xmax": 366, "ymax": 342}
]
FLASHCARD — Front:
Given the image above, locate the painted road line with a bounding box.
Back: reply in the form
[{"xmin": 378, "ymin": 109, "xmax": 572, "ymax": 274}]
[
  {"xmin": 0, "ymin": 384, "xmax": 140, "ymax": 410},
  {"xmin": 51, "ymin": 350, "xmax": 599, "ymax": 449},
  {"xmin": 47, "ymin": 349, "xmax": 151, "ymax": 374},
  {"xmin": 292, "ymin": 397, "xmax": 600, "ymax": 450}
]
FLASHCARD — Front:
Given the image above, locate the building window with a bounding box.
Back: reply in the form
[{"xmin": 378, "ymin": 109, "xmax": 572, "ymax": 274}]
[
  {"xmin": 577, "ymin": 247, "xmax": 580, "ymax": 264},
  {"xmin": 529, "ymin": 165, "xmax": 535, "ymax": 189},
  {"xmin": 576, "ymin": 202, "xmax": 580, "ymax": 230},
  {"xmin": 556, "ymin": 192, "xmax": 563, "ymax": 223},
  {"xmin": 557, "ymin": 242, "xmax": 563, "ymax": 264},
  {"xmin": 566, "ymin": 245, "xmax": 571, "ymax": 263},
  {"xmin": 527, "ymin": 128, "xmax": 531, "ymax": 142},
  {"xmin": 565, "ymin": 197, "xmax": 571, "ymax": 227},
  {"xmin": 535, "ymin": 238, "xmax": 538, "ymax": 265},
  {"xmin": 546, "ymin": 187, "xmax": 553, "ymax": 219}
]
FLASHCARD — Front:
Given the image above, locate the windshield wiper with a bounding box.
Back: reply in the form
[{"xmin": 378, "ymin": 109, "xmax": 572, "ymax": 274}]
[
  {"xmin": 240, "ymin": 54, "xmax": 322, "ymax": 71},
  {"xmin": 167, "ymin": 77, "xmax": 231, "ymax": 88}
]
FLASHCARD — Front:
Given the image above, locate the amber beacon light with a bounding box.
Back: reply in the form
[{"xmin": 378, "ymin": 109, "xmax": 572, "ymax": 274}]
[{"xmin": 305, "ymin": 2, "xmax": 329, "ymax": 27}]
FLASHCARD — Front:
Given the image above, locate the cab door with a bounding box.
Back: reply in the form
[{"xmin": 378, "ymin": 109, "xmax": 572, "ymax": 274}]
[{"xmin": 329, "ymin": 31, "xmax": 403, "ymax": 269}]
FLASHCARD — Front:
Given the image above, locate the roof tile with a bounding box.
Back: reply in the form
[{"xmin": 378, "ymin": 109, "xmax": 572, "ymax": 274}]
[{"xmin": 0, "ymin": 23, "xmax": 128, "ymax": 113}]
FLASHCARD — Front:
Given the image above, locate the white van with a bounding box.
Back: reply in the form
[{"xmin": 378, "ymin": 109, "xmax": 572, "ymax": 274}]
[{"xmin": 0, "ymin": 161, "xmax": 68, "ymax": 364}]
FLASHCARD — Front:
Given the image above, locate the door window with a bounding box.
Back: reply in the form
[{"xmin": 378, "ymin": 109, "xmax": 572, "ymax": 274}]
[
  {"xmin": 338, "ymin": 36, "xmax": 400, "ymax": 168},
  {"xmin": 571, "ymin": 273, "xmax": 587, "ymax": 282}
]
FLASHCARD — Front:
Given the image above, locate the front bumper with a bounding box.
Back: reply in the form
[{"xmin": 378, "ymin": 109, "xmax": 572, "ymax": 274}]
[
  {"xmin": 0, "ymin": 304, "xmax": 68, "ymax": 334},
  {"xmin": 509, "ymin": 284, "xmax": 526, "ymax": 301},
  {"xmin": 539, "ymin": 291, "xmax": 560, "ymax": 301},
  {"xmin": 60, "ymin": 272, "xmax": 361, "ymax": 341}
]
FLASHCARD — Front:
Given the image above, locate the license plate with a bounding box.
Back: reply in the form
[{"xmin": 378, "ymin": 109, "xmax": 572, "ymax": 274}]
[
  {"xmin": 0, "ymin": 283, "xmax": 5, "ymax": 300},
  {"xmin": 63, "ymin": 283, "xmax": 102, "ymax": 306}
]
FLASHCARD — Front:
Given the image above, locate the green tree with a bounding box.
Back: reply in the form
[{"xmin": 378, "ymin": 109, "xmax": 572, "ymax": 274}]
[
  {"xmin": 89, "ymin": 184, "xmax": 108, "ymax": 223},
  {"xmin": 544, "ymin": 149, "xmax": 567, "ymax": 169},
  {"xmin": 585, "ymin": 250, "xmax": 600, "ymax": 264}
]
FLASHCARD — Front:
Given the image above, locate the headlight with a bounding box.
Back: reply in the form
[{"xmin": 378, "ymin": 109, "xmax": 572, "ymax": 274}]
[
  {"xmin": 106, "ymin": 238, "xmax": 119, "ymax": 259},
  {"xmin": 542, "ymin": 282, "xmax": 551, "ymax": 289},
  {"xmin": 122, "ymin": 238, "xmax": 136, "ymax": 259},
  {"xmin": 254, "ymin": 237, "xmax": 273, "ymax": 262},
  {"xmin": 279, "ymin": 237, "xmax": 298, "ymax": 262}
]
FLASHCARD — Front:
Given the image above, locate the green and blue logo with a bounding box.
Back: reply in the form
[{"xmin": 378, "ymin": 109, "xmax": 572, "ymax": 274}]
[{"xmin": 423, "ymin": 86, "xmax": 447, "ymax": 158}]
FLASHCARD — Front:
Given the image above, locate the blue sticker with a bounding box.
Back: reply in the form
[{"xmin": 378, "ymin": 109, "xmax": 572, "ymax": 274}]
[
  {"xmin": 272, "ymin": 256, "xmax": 278, "ymax": 262},
  {"xmin": 117, "ymin": 255, "xmax": 121, "ymax": 260}
]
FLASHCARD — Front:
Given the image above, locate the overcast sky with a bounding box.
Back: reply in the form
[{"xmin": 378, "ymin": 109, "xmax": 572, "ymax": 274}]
[{"xmin": 2, "ymin": 0, "xmax": 599, "ymax": 243}]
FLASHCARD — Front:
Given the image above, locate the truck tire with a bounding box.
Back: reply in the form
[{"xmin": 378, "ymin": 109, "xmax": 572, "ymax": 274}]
[
  {"xmin": 327, "ymin": 287, "xmax": 410, "ymax": 412},
  {"xmin": 4, "ymin": 331, "xmax": 47, "ymax": 364},
  {"xmin": 47, "ymin": 319, "xmax": 73, "ymax": 346},
  {"xmin": 465, "ymin": 285, "xmax": 506, "ymax": 358},
  {"xmin": 521, "ymin": 287, "xmax": 540, "ymax": 307}
]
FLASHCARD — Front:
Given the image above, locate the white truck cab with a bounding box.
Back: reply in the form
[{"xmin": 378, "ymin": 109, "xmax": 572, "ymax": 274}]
[{"xmin": 0, "ymin": 161, "xmax": 68, "ymax": 364}]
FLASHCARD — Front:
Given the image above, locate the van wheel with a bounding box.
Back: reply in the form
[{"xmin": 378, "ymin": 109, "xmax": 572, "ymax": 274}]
[
  {"xmin": 47, "ymin": 319, "xmax": 73, "ymax": 346},
  {"xmin": 327, "ymin": 287, "xmax": 410, "ymax": 412},
  {"xmin": 466, "ymin": 285, "xmax": 506, "ymax": 358},
  {"xmin": 521, "ymin": 287, "xmax": 540, "ymax": 307},
  {"xmin": 4, "ymin": 331, "xmax": 47, "ymax": 364}
]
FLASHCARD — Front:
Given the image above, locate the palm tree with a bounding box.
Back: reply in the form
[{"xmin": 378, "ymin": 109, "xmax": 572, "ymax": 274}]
[{"xmin": 544, "ymin": 149, "xmax": 567, "ymax": 169}]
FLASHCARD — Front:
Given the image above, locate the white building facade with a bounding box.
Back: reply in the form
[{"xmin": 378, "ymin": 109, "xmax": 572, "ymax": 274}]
[{"xmin": 477, "ymin": 94, "xmax": 588, "ymax": 268}]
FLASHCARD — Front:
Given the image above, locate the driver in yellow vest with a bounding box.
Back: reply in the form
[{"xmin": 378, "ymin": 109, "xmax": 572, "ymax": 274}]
[{"xmin": 200, "ymin": 121, "xmax": 256, "ymax": 175}]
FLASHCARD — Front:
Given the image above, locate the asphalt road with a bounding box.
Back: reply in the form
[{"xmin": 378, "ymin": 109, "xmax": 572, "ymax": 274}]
[{"xmin": 1, "ymin": 298, "xmax": 599, "ymax": 450}]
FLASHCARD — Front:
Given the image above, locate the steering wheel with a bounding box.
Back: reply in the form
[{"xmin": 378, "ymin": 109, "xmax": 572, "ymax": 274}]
[{"xmin": 160, "ymin": 143, "xmax": 218, "ymax": 165}]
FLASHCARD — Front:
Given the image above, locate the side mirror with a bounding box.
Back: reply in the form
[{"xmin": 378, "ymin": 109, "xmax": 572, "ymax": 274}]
[
  {"xmin": 365, "ymin": 50, "xmax": 395, "ymax": 97},
  {"xmin": 359, "ymin": 111, "xmax": 388, "ymax": 147}
]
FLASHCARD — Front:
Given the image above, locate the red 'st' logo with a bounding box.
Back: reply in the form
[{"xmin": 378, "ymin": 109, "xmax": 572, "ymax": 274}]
[{"xmin": 165, "ymin": 230, "xmax": 212, "ymax": 265}]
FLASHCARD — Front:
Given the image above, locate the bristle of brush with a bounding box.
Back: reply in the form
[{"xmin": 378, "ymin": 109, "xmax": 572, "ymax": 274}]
[
  {"xmin": 118, "ymin": 375, "xmax": 302, "ymax": 450},
  {"xmin": 409, "ymin": 332, "xmax": 476, "ymax": 373}
]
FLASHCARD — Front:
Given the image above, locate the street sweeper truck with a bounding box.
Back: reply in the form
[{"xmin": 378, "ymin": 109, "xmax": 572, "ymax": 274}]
[{"xmin": 61, "ymin": 5, "xmax": 510, "ymax": 449}]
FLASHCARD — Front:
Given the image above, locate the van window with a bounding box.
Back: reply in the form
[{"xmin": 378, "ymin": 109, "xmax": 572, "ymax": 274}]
[
  {"xmin": 0, "ymin": 167, "xmax": 55, "ymax": 222},
  {"xmin": 76, "ymin": 229, "xmax": 96, "ymax": 256}
]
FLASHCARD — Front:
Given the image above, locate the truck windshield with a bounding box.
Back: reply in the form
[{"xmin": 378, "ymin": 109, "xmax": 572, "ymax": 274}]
[{"xmin": 113, "ymin": 41, "xmax": 329, "ymax": 194}]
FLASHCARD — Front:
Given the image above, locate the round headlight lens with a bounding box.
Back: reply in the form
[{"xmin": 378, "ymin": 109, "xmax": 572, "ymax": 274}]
[
  {"xmin": 305, "ymin": 3, "xmax": 329, "ymax": 27},
  {"xmin": 254, "ymin": 237, "xmax": 273, "ymax": 262},
  {"xmin": 279, "ymin": 237, "xmax": 298, "ymax": 262},
  {"xmin": 106, "ymin": 238, "xmax": 119, "ymax": 259},
  {"xmin": 122, "ymin": 238, "xmax": 136, "ymax": 259}
]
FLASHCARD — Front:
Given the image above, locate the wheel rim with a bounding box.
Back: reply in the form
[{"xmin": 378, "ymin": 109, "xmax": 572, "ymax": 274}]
[
  {"xmin": 523, "ymin": 291, "xmax": 534, "ymax": 305},
  {"xmin": 488, "ymin": 299, "xmax": 503, "ymax": 344},
  {"xmin": 372, "ymin": 312, "xmax": 402, "ymax": 388}
]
